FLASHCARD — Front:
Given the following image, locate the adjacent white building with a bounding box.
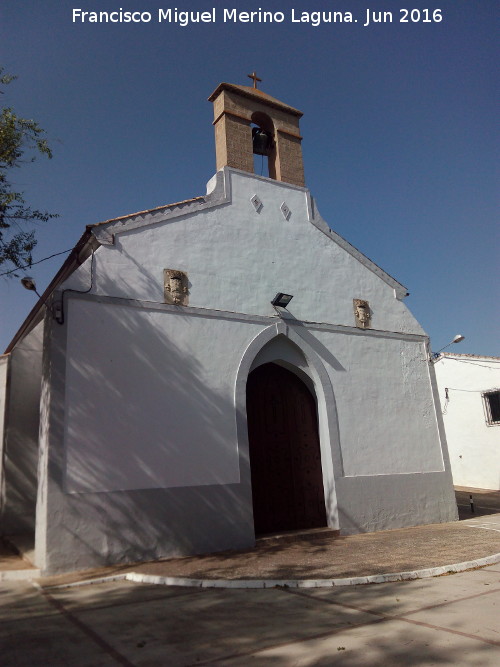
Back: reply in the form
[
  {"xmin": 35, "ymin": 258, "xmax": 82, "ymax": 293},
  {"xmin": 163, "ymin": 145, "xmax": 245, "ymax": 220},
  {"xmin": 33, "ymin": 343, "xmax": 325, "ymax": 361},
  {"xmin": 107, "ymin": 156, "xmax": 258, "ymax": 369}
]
[
  {"xmin": 0, "ymin": 81, "xmax": 458, "ymax": 575},
  {"xmin": 434, "ymin": 353, "xmax": 500, "ymax": 490}
]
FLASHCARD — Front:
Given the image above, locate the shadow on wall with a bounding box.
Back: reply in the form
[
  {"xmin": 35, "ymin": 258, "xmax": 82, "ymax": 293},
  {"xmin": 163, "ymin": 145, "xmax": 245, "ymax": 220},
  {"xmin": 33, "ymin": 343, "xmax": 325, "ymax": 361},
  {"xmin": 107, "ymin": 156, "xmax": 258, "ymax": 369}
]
[
  {"xmin": 283, "ymin": 312, "xmax": 346, "ymax": 373},
  {"xmin": 48, "ymin": 245, "xmax": 369, "ymax": 572},
  {"xmin": 1, "ymin": 324, "xmax": 44, "ymax": 536},
  {"xmin": 44, "ymin": 273, "xmax": 256, "ymax": 570}
]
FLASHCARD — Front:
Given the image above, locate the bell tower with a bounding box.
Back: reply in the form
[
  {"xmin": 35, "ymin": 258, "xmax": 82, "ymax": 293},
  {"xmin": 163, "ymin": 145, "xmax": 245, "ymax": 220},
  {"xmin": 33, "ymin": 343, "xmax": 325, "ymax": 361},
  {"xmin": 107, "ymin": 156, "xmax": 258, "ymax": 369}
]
[{"xmin": 208, "ymin": 75, "xmax": 305, "ymax": 187}]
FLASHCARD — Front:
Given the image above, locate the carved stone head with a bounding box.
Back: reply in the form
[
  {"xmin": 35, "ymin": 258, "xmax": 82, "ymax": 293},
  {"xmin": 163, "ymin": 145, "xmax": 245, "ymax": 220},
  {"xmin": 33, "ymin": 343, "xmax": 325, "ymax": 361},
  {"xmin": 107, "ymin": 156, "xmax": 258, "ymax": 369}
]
[
  {"xmin": 353, "ymin": 299, "xmax": 371, "ymax": 329},
  {"xmin": 164, "ymin": 269, "xmax": 188, "ymax": 306}
]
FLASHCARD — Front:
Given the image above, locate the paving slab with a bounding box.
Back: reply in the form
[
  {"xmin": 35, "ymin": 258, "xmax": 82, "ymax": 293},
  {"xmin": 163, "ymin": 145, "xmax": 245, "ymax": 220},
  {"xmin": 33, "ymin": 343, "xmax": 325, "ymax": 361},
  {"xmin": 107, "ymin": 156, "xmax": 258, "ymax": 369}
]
[
  {"xmin": 46, "ymin": 581, "xmax": 377, "ymax": 667},
  {"xmin": 480, "ymin": 564, "xmax": 500, "ymax": 574},
  {"xmin": 0, "ymin": 581, "xmax": 59, "ymax": 621},
  {"xmin": 2, "ymin": 568, "xmax": 500, "ymax": 667},
  {"xmin": 23, "ymin": 584, "xmax": 391, "ymax": 666},
  {"xmin": 0, "ymin": 616, "xmax": 118, "ymax": 667},
  {"xmin": 221, "ymin": 614, "xmax": 500, "ymax": 667},
  {"xmin": 297, "ymin": 567, "xmax": 500, "ymax": 616},
  {"xmin": 0, "ymin": 583, "xmax": 118, "ymax": 667},
  {"xmin": 406, "ymin": 589, "xmax": 500, "ymax": 643},
  {"xmin": 45, "ymin": 579, "xmax": 198, "ymax": 613}
]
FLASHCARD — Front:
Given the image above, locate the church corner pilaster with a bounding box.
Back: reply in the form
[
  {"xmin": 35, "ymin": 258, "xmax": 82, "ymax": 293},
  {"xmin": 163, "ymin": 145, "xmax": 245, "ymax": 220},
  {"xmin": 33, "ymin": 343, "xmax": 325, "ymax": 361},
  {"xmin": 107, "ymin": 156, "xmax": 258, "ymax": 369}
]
[
  {"xmin": 34, "ymin": 309, "xmax": 54, "ymax": 570},
  {"xmin": 35, "ymin": 304, "xmax": 71, "ymax": 573}
]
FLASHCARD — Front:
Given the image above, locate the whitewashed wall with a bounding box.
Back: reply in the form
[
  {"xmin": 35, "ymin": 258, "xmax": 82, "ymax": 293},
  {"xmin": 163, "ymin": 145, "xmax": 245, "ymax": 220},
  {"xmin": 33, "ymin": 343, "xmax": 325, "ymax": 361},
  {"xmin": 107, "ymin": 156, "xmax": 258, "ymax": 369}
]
[
  {"xmin": 0, "ymin": 355, "xmax": 8, "ymax": 438},
  {"xmin": 32, "ymin": 168, "xmax": 456, "ymax": 573},
  {"xmin": 0, "ymin": 354, "xmax": 9, "ymax": 513},
  {"xmin": 1, "ymin": 323, "xmax": 44, "ymax": 533},
  {"xmin": 434, "ymin": 354, "xmax": 500, "ymax": 490},
  {"xmin": 317, "ymin": 331, "xmax": 443, "ymax": 476},
  {"xmin": 64, "ymin": 169, "xmax": 425, "ymax": 335},
  {"xmin": 64, "ymin": 298, "xmax": 261, "ymax": 492},
  {"xmin": 63, "ymin": 298, "xmax": 441, "ymax": 495}
]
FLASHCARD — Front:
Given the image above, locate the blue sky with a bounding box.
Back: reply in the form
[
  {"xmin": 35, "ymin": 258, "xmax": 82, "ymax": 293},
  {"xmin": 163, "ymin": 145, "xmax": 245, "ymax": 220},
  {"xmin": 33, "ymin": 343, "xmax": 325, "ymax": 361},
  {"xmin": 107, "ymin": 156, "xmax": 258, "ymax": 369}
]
[{"xmin": 1, "ymin": 0, "xmax": 498, "ymax": 355}]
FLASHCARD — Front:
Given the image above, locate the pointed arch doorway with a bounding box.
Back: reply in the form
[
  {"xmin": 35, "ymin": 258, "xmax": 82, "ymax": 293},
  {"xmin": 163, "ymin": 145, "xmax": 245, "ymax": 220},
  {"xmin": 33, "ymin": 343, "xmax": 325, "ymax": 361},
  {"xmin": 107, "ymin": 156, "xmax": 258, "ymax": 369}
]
[{"xmin": 246, "ymin": 362, "xmax": 327, "ymax": 535}]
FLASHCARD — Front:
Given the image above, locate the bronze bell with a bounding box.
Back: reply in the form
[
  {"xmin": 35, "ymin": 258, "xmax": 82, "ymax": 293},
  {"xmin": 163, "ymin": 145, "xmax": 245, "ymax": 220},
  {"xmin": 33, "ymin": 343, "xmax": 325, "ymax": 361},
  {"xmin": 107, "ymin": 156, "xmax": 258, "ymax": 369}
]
[{"xmin": 252, "ymin": 127, "xmax": 274, "ymax": 156}]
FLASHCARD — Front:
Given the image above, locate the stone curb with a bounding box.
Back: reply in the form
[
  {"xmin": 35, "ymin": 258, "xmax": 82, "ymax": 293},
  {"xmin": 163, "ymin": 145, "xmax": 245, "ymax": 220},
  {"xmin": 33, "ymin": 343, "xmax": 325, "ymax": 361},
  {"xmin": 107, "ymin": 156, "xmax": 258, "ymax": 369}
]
[{"xmin": 42, "ymin": 552, "xmax": 500, "ymax": 590}]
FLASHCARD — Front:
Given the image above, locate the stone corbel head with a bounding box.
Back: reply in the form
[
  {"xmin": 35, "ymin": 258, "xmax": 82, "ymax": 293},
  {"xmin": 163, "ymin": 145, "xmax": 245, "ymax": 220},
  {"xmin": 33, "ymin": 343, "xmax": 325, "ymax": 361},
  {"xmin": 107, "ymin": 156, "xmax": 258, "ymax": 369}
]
[
  {"xmin": 164, "ymin": 269, "xmax": 188, "ymax": 305},
  {"xmin": 354, "ymin": 299, "xmax": 371, "ymax": 329}
]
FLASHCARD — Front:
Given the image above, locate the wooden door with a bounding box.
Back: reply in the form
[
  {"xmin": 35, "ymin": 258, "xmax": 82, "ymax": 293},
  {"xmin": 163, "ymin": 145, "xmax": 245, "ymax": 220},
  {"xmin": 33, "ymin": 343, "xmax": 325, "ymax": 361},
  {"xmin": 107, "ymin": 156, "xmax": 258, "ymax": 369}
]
[{"xmin": 246, "ymin": 362, "xmax": 327, "ymax": 535}]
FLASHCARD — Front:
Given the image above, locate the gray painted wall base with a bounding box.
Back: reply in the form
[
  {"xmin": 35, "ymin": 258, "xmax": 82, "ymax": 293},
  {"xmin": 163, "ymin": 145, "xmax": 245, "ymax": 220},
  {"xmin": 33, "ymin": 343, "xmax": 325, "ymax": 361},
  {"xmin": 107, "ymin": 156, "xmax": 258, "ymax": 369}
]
[
  {"xmin": 39, "ymin": 484, "xmax": 255, "ymax": 575},
  {"xmin": 36, "ymin": 472, "xmax": 458, "ymax": 576},
  {"xmin": 336, "ymin": 472, "xmax": 458, "ymax": 535}
]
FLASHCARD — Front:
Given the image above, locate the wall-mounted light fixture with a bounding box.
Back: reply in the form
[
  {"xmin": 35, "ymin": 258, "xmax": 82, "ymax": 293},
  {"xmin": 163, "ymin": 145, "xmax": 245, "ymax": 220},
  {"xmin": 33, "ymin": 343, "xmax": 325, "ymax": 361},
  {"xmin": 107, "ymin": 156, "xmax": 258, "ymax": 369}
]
[
  {"xmin": 271, "ymin": 293, "xmax": 293, "ymax": 308},
  {"xmin": 431, "ymin": 334, "xmax": 465, "ymax": 361},
  {"xmin": 21, "ymin": 276, "xmax": 41, "ymax": 298},
  {"xmin": 21, "ymin": 276, "xmax": 64, "ymax": 324}
]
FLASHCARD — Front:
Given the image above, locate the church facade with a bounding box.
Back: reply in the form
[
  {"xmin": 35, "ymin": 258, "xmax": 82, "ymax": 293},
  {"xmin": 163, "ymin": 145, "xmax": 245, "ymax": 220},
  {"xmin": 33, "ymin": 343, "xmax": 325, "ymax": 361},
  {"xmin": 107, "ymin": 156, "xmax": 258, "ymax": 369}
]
[{"xmin": 0, "ymin": 81, "xmax": 457, "ymax": 574}]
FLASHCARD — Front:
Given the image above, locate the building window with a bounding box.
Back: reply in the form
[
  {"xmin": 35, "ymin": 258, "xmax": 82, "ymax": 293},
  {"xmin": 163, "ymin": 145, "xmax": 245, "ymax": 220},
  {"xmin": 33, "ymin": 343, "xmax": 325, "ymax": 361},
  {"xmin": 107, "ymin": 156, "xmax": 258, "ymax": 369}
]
[{"xmin": 483, "ymin": 390, "xmax": 500, "ymax": 425}]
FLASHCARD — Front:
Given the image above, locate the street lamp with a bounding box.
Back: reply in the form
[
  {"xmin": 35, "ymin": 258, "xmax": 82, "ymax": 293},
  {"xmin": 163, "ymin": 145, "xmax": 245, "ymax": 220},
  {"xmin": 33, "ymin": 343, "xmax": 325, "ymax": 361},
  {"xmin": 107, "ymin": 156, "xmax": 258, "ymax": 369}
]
[
  {"xmin": 20, "ymin": 276, "xmax": 42, "ymax": 298},
  {"xmin": 20, "ymin": 276, "xmax": 63, "ymax": 324},
  {"xmin": 431, "ymin": 334, "xmax": 465, "ymax": 360}
]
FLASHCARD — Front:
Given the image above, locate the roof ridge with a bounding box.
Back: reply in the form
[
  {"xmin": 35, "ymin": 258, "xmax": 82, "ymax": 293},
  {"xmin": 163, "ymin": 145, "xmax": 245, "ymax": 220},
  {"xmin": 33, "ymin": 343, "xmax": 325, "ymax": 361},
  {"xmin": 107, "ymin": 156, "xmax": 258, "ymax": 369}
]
[
  {"xmin": 441, "ymin": 352, "xmax": 500, "ymax": 360},
  {"xmin": 89, "ymin": 196, "xmax": 205, "ymax": 229}
]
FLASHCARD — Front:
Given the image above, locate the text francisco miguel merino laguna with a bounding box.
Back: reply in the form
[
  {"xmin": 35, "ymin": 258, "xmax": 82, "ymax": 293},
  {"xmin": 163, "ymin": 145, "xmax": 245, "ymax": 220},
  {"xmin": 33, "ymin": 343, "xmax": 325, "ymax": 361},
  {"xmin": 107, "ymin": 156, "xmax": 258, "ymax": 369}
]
[{"xmin": 72, "ymin": 7, "xmax": 444, "ymax": 27}]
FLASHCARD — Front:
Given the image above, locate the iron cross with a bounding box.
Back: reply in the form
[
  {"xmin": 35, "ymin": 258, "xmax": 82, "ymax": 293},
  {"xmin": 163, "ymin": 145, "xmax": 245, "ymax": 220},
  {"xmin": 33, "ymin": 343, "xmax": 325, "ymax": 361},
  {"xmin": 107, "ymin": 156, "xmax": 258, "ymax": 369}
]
[{"xmin": 247, "ymin": 71, "xmax": 262, "ymax": 89}]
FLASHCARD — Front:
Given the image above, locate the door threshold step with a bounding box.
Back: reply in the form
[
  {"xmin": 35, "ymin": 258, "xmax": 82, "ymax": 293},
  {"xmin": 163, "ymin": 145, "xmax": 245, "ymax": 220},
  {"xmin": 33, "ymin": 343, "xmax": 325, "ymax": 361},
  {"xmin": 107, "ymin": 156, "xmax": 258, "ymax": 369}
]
[{"xmin": 257, "ymin": 527, "xmax": 340, "ymax": 545}]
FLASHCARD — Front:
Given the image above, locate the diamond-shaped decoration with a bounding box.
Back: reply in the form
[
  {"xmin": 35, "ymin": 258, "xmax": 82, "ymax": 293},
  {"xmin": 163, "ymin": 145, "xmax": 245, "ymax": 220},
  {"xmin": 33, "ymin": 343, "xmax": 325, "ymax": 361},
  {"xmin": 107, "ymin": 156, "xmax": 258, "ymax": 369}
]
[
  {"xmin": 280, "ymin": 201, "xmax": 291, "ymax": 220},
  {"xmin": 250, "ymin": 194, "xmax": 263, "ymax": 212}
]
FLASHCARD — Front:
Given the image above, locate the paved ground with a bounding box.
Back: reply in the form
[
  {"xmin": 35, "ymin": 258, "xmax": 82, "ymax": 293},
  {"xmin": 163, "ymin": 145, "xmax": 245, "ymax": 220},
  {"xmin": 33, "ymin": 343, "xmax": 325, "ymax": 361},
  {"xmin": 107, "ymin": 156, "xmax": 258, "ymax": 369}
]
[
  {"xmin": 37, "ymin": 510, "xmax": 500, "ymax": 588},
  {"xmin": 2, "ymin": 488, "xmax": 500, "ymax": 587},
  {"xmin": 454, "ymin": 487, "xmax": 500, "ymax": 519},
  {"xmin": 1, "ymin": 488, "xmax": 499, "ymax": 664},
  {"xmin": 130, "ymin": 515, "xmax": 500, "ymax": 583},
  {"xmin": 1, "ymin": 565, "xmax": 499, "ymax": 666}
]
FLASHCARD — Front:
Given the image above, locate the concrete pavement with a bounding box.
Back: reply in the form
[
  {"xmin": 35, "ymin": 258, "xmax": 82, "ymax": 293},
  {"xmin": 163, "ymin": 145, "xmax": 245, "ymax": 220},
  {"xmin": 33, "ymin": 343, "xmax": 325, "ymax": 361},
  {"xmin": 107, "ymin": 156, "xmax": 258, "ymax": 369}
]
[
  {"xmin": 1, "ymin": 564, "xmax": 499, "ymax": 665},
  {"xmin": 1, "ymin": 488, "xmax": 499, "ymax": 665},
  {"xmin": 455, "ymin": 487, "xmax": 500, "ymax": 519}
]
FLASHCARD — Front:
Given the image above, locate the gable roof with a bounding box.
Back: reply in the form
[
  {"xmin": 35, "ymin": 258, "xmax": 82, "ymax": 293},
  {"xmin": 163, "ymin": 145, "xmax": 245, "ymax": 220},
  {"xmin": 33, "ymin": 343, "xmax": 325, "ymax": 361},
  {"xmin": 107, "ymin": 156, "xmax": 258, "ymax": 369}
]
[
  {"xmin": 5, "ymin": 167, "xmax": 409, "ymax": 352},
  {"xmin": 90, "ymin": 196, "xmax": 205, "ymax": 230}
]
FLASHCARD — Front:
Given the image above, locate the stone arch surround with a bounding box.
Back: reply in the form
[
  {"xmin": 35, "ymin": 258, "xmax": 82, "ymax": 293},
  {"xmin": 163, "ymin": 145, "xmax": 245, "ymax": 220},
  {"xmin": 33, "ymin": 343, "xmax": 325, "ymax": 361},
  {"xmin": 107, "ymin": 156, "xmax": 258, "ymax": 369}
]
[{"xmin": 235, "ymin": 321, "xmax": 341, "ymax": 530}]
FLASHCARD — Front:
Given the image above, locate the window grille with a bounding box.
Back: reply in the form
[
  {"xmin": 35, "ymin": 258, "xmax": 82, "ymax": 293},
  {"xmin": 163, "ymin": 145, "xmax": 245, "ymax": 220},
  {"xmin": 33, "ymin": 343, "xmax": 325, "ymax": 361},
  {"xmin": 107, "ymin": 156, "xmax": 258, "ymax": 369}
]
[{"xmin": 483, "ymin": 390, "xmax": 500, "ymax": 425}]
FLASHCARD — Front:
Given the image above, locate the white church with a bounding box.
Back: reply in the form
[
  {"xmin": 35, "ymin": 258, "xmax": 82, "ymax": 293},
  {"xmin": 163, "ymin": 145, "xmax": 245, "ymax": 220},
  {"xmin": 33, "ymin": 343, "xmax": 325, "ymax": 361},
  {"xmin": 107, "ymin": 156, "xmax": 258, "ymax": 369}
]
[{"xmin": 0, "ymin": 79, "xmax": 458, "ymax": 574}]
